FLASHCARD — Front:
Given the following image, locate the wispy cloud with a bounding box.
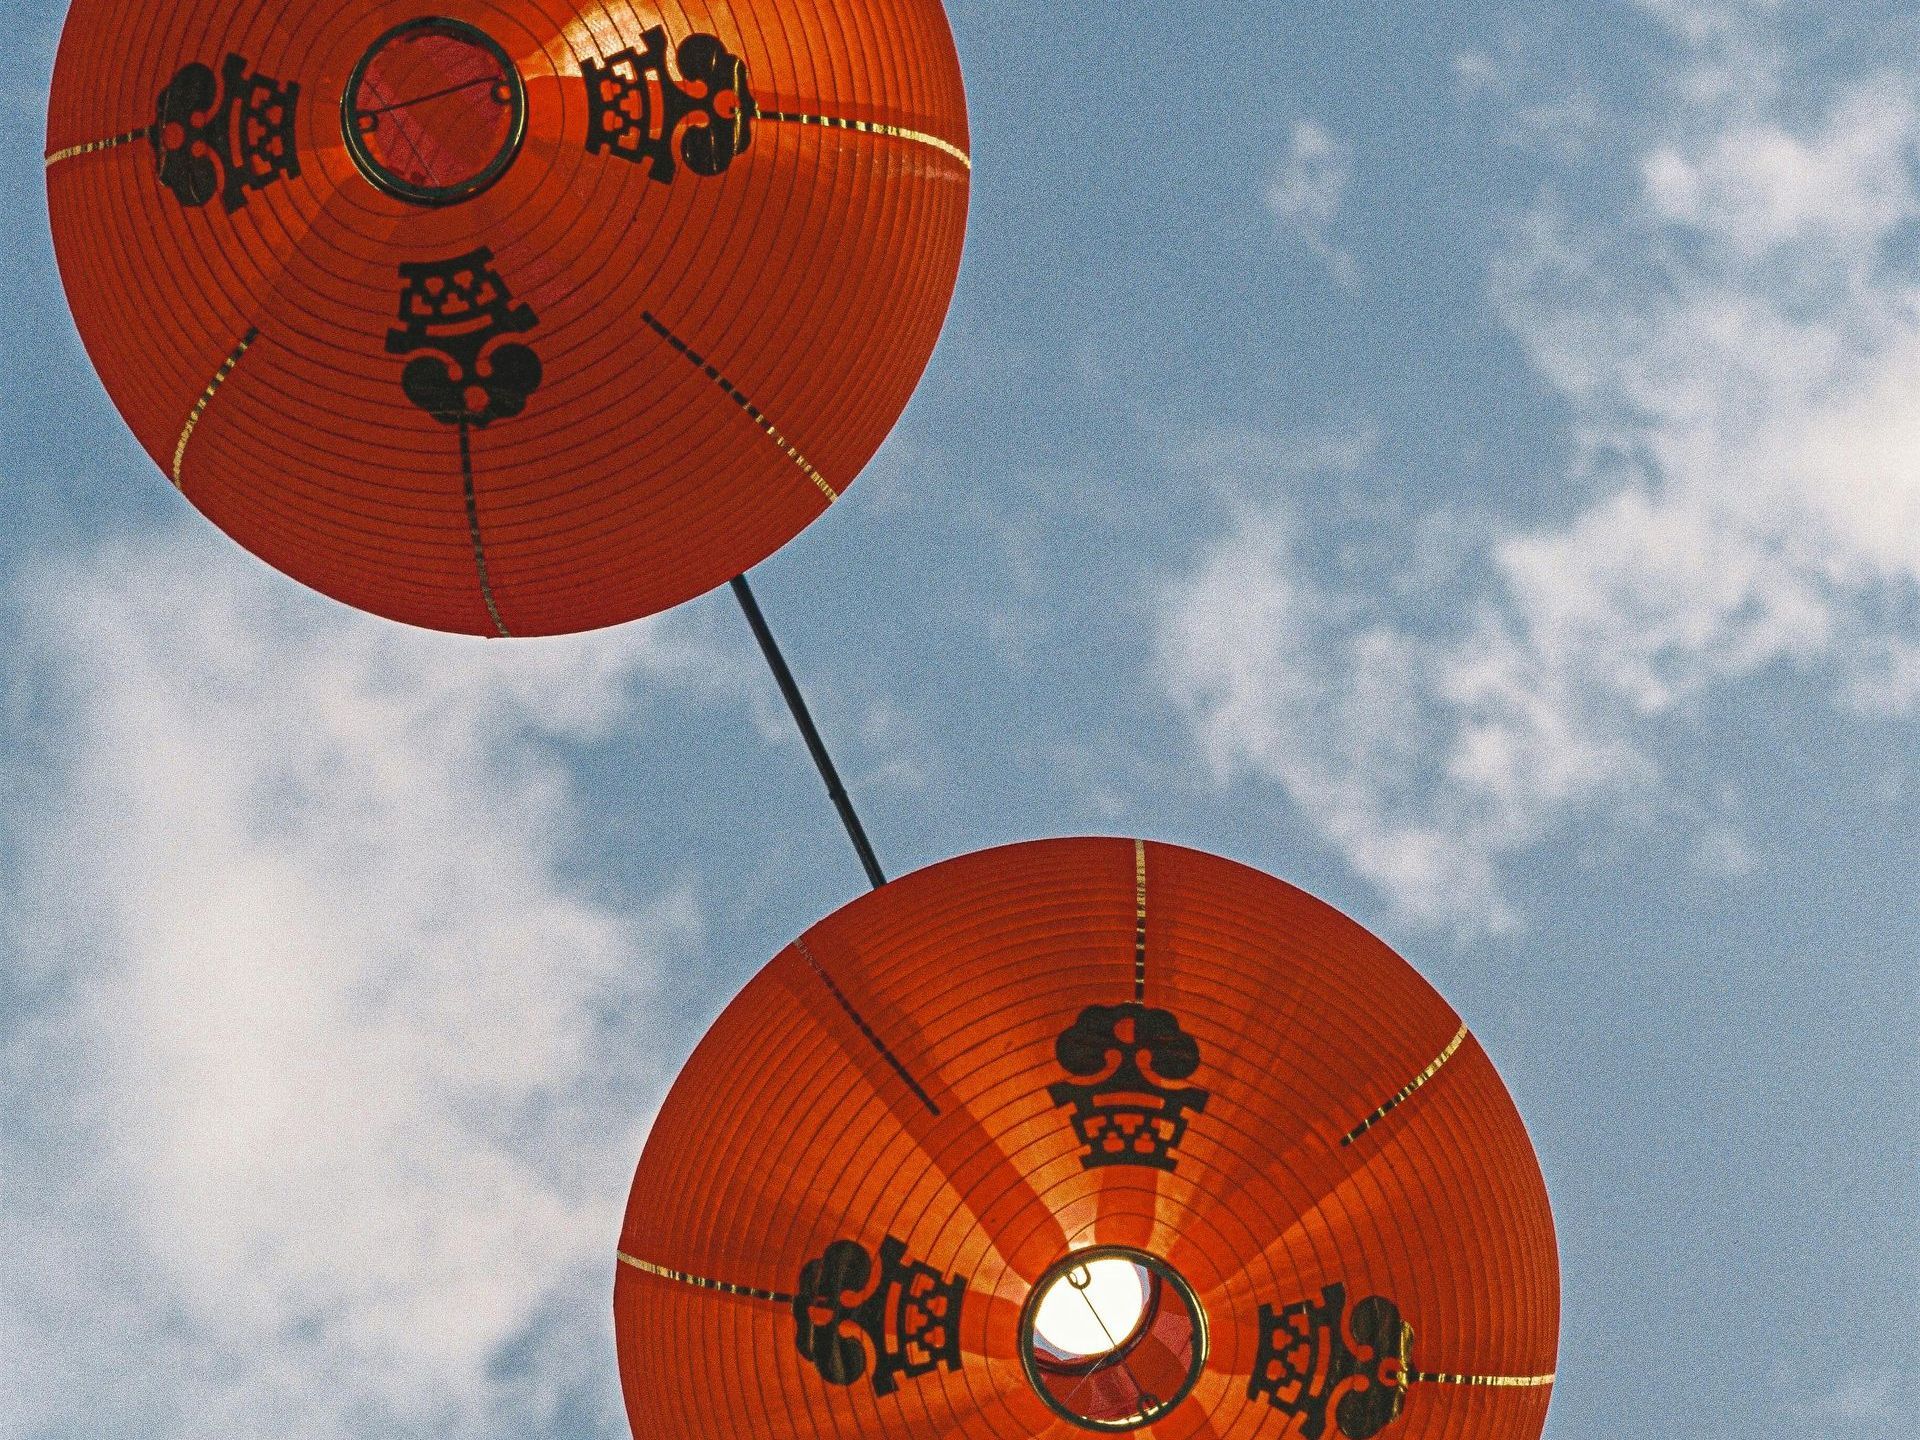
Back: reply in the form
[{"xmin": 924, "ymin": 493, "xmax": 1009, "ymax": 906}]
[
  {"xmin": 1155, "ymin": 447, "xmax": 1645, "ymax": 937},
  {"xmin": 1639, "ymin": 86, "xmax": 1916, "ymax": 259},
  {"xmin": 1634, "ymin": 0, "xmax": 1785, "ymax": 45},
  {"xmin": 0, "ymin": 530, "xmax": 721, "ymax": 1436},
  {"xmin": 1267, "ymin": 119, "xmax": 1358, "ymax": 286},
  {"xmin": 1162, "ymin": 14, "xmax": 1920, "ymax": 934},
  {"xmin": 1776, "ymin": 1361, "xmax": 1913, "ymax": 1428}
]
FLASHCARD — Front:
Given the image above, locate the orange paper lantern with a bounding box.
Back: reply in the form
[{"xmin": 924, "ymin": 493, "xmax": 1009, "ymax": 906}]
[
  {"xmin": 615, "ymin": 838, "xmax": 1561, "ymax": 1439},
  {"xmin": 46, "ymin": 0, "xmax": 969, "ymax": 635}
]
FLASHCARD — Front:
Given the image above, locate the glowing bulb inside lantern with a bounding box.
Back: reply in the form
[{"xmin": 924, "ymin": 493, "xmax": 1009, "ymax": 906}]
[{"xmin": 1030, "ymin": 1255, "xmax": 1153, "ymax": 1361}]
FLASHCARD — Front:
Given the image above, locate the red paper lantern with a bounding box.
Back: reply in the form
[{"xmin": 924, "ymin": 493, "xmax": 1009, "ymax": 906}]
[
  {"xmin": 46, "ymin": 0, "xmax": 969, "ymax": 635},
  {"xmin": 615, "ymin": 838, "xmax": 1560, "ymax": 1440}
]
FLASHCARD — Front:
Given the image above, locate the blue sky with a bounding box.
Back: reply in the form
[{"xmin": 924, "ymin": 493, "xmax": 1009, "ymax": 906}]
[{"xmin": 3, "ymin": 0, "xmax": 1916, "ymax": 1436}]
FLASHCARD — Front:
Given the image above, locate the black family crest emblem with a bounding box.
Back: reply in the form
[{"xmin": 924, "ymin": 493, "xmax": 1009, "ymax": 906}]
[
  {"xmin": 1047, "ymin": 1003, "xmax": 1210, "ymax": 1170},
  {"xmin": 385, "ymin": 249, "xmax": 543, "ymax": 426},
  {"xmin": 1249, "ymin": 1283, "xmax": 1412, "ymax": 1440},
  {"xmin": 791, "ymin": 1236, "xmax": 965, "ymax": 1396},
  {"xmin": 582, "ymin": 26, "xmax": 753, "ymax": 181},
  {"xmin": 151, "ymin": 53, "xmax": 299, "ymax": 211}
]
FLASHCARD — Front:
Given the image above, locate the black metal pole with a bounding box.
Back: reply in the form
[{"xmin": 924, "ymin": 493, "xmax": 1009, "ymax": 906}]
[{"xmin": 730, "ymin": 574, "xmax": 887, "ymax": 891}]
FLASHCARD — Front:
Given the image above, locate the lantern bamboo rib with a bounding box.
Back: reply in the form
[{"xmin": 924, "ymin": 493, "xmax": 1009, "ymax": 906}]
[{"xmin": 796, "ymin": 936, "xmax": 939, "ymax": 1114}]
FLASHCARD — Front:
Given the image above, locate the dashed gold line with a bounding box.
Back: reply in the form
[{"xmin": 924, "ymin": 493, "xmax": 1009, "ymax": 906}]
[
  {"xmin": 1133, "ymin": 839, "xmax": 1148, "ymax": 1002},
  {"xmin": 45, "ymin": 128, "xmax": 149, "ymax": 168},
  {"xmin": 756, "ymin": 109, "xmax": 971, "ymax": 170},
  {"xmin": 640, "ymin": 310, "xmax": 837, "ymax": 502},
  {"xmin": 171, "ymin": 328, "xmax": 259, "ymax": 487},
  {"xmin": 1341, "ymin": 1024, "xmax": 1469, "ymax": 1147},
  {"xmin": 1409, "ymin": 1371, "xmax": 1556, "ymax": 1389},
  {"xmin": 458, "ymin": 422, "xmax": 511, "ymax": 638},
  {"xmin": 616, "ymin": 1251, "xmax": 793, "ymax": 1304}
]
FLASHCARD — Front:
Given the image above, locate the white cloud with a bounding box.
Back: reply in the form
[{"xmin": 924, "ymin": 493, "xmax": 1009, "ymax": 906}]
[
  {"xmin": 0, "ymin": 531, "xmax": 720, "ymax": 1437},
  {"xmin": 1452, "ymin": 50, "xmax": 1501, "ymax": 96},
  {"xmin": 1267, "ymin": 119, "xmax": 1358, "ymax": 286},
  {"xmin": 1163, "ymin": 18, "xmax": 1920, "ymax": 934},
  {"xmin": 1775, "ymin": 1361, "xmax": 1913, "ymax": 1428},
  {"xmin": 1447, "ymin": 34, "xmax": 1607, "ymax": 160},
  {"xmin": 1640, "ymin": 88, "xmax": 1917, "ymax": 259},
  {"xmin": 1634, "ymin": 0, "xmax": 1783, "ymax": 42},
  {"xmin": 1156, "ymin": 456, "xmax": 1644, "ymax": 936}
]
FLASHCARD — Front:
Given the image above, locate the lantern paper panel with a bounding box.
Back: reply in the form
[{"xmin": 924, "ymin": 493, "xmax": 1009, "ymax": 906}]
[
  {"xmin": 46, "ymin": 0, "xmax": 969, "ymax": 635},
  {"xmin": 616, "ymin": 837, "xmax": 1560, "ymax": 1440}
]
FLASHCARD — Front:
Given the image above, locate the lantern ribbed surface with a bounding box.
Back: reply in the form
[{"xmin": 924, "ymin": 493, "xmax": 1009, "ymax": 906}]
[
  {"xmin": 46, "ymin": 0, "xmax": 969, "ymax": 635},
  {"xmin": 615, "ymin": 838, "xmax": 1560, "ymax": 1440}
]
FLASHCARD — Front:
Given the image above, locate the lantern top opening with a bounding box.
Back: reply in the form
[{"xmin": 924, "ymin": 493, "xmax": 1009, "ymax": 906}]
[
  {"xmin": 342, "ymin": 17, "xmax": 526, "ymax": 207},
  {"xmin": 1019, "ymin": 1246, "xmax": 1207, "ymax": 1432},
  {"xmin": 1030, "ymin": 1255, "xmax": 1152, "ymax": 1362}
]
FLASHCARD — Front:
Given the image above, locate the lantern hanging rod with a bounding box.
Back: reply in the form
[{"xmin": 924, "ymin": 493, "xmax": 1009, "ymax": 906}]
[{"xmin": 730, "ymin": 574, "xmax": 887, "ymax": 891}]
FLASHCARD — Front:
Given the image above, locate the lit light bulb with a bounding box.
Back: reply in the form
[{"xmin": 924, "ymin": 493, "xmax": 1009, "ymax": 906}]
[{"xmin": 1032, "ymin": 1257, "xmax": 1151, "ymax": 1360}]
